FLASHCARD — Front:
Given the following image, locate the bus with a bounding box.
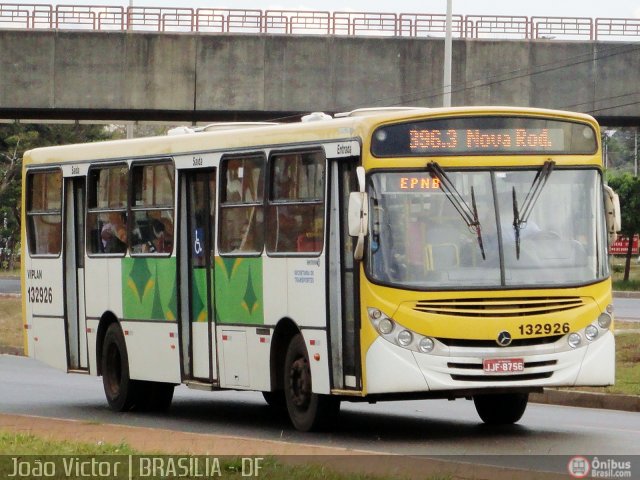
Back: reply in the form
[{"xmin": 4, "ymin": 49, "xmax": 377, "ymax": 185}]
[{"xmin": 22, "ymin": 107, "xmax": 620, "ymax": 431}]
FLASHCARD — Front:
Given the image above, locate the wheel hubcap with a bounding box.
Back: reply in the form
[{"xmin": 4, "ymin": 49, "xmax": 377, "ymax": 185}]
[
  {"xmin": 289, "ymin": 356, "xmax": 311, "ymax": 408},
  {"xmin": 105, "ymin": 344, "xmax": 122, "ymax": 396}
]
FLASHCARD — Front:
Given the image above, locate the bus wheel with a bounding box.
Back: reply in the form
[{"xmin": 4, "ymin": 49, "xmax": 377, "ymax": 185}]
[
  {"xmin": 473, "ymin": 392, "xmax": 529, "ymax": 425},
  {"xmin": 138, "ymin": 381, "xmax": 175, "ymax": 412},
  {"xmin": 101, "ymin": 323, "xmax": 140, "ymax": 411},
  {"xmin": 284, "ymin": 334, "xmax": 339, "ymax": 431}
]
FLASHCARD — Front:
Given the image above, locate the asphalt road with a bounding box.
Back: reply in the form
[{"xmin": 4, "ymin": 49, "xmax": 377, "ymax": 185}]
[
  {"xmin": 0, "ymin": 277, "xmax": 19, "ymax": 294},
  {"xmin": 612, "ymin": 297, "xmax": 640, "ymax": 321},
  {"xmin": 1, "ymin": 355, "xmax": 638, "ymax": 476}
]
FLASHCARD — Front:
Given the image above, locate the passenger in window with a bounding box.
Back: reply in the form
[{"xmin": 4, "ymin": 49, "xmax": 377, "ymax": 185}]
[
  {"xmin": 226, "ymin": 165, "xmax": 243, "ymax": 202},
  {"xmin": 296, "ymin": 214, "xmax": 322, "ymax": 252},
  {"xmin": 138, "ymin": 216, "xmax": 173, "ymax": 254},
  {"xmin": 47, "ymin": 221, "xmax": 62, "ymax": 255},
  {"xmin": 150, "ymin": 218, "xmax": 171, "ymax": 253},
  {"xmin": 101, "ymin": 212, "xmax": 127, "ymax": 253},
  {"xmin": 273, "ymin": 206, "xmax": 299, "ymax": 252}
]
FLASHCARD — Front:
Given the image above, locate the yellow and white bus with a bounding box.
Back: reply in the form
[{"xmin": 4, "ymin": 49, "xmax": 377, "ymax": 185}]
[{"xmin": 22, "ymin": 107, "xmax": 620, "ymax": 431}]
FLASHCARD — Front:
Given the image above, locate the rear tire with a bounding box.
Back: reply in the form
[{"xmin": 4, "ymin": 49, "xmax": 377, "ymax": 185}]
[
  {"xmin": 473, "ymin": 392, "xmax": 529, "ymax": 425},
  {"xmin": 101, "ymin": 323, "xmax": 140, "ymax": 411},
  {"xmin": 283, "ymin": 334, "xmax": 340, "ymax": 431}
]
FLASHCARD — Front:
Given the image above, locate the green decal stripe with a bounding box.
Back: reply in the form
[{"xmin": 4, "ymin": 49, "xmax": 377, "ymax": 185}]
[
  {"xmin": 192, "ymin": 268, "xmax": 209, "ymax": 322},
  {"xmin": 214, "ymin": 256, "xmax": 264, "ymax": 325},
  {"xmin": 122, "ymin": 257, "xmax": 177, "ymax": 321}
]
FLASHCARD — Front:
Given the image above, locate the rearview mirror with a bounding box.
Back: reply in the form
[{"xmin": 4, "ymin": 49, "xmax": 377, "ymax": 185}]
[
  {"xmin": 603, "ymin": 185, "xmax": 621, "ymax": 243},
  {"xmin": 348, "ymin": 191, "xmax": 369, "ymax": 261}
]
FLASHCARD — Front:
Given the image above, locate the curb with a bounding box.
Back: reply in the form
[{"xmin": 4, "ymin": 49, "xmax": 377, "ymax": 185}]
[
  {"xmin": 530, "ymin": 389, "xmax": 640, "ymax": 412},
  {"xmin": 613, "ymin": 290, "xmax": 640, "ymax": 298}
]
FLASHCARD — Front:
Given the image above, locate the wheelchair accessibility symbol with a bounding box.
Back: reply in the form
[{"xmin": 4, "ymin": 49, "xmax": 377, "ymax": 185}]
[{"xmin": 193, "ymin": 228, "xmax": 204, "ymax": 256}]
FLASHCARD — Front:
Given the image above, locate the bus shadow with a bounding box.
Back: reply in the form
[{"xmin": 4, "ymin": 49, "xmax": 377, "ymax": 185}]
[{"xmin": 136, "ymin": 391, "xmax": 577, "ymax": 449}]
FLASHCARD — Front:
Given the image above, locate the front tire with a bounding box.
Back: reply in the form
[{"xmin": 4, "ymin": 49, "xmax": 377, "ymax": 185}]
[
  {"xmin": 283, "ymin": 334, "xmax": 339, "ymax": 431},
  {"xmin": 101, "ymin": 323, "xmax": 140, "ymax": 411},
  {"xmin": 473, "ymin": 392, "xmax": 529, "ymax": 425}
]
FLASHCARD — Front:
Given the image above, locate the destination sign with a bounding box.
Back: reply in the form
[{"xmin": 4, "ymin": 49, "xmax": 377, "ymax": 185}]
[
  {"xmin": 408, "ymin": 128, "xmax": 560, "ymax": 153},
  {"xmin": 371, "ymin": 116, "xmax": 597, "ymax": 157}
]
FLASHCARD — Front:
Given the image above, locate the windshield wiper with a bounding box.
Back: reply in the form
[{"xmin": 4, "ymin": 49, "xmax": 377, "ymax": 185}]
[
  {"xmin": 427, "ymin": 161, "xmax": 485, "ymax": 260},
  {"xmin": 512, "ymin": 160, "xmax": 555, "ymax": 259}
]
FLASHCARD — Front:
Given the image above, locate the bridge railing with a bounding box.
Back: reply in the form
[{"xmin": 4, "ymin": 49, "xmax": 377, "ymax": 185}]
[
  {"xmin": 55, "ymin": 5, "xmax": 125, "ymax": 30},
  {"xmin": 1, "ymin": 4, "xmax": 639, "ymax": 41},
  {"xmin": 465, "ymin": 15, "xmax": 530, "ymax": 39},
  {"xmin": 531, "ymin": 16, "xmax": 593, "ymax": 39},
  {"xmin": 0, "ymin": 3, "xmax": 53, "ymax": 29},
  {"xmin": 265, "ymin": 10, "xmax": 331, "ymax": 34},
  {"xmin": 195, "ymin": 8, "xmax": 262, "ymax": 33},
  {"xmin": 595, "ymin": 17, "xmax": 640, "ymax": 40},
  {"xmin": 397, "ymin": 13, "xmax": 465, "ymax": 38}
]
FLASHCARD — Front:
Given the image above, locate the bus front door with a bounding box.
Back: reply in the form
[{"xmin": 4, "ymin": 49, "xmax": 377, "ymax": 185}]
[
  {"xmin": 179, "ymin": 169, "xmax": 218, "ymax": 383},
  {"xmin": 63, "ymin": 177, "xmax": 88, "ymax": 371},
  {"xmin": 328, "ymin": 160, "xmax": 361, "ymax": 391}
]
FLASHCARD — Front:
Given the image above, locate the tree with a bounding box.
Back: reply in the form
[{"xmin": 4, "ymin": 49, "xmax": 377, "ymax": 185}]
[
  {"xmin": 606, "ymin": 173, "xmax": 640, "ymax": 281},
  {"xmin": 0, "ymin": 123, "xmax": 112, "ymax": 269},
  {"xmin": 601, "ymin": 127, "xmax": 639, "ymax": 175}
]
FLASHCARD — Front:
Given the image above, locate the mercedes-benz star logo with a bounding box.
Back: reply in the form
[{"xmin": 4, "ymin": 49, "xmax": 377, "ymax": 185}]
[{"xmin": 496, "ymin": 330, "xmax": 512, "ymax": 347}]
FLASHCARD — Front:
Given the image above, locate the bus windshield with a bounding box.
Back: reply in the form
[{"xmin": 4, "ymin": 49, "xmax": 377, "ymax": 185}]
[{"xmin": 367, "ymin": 168, "xmax": 608, "ymax": 289}]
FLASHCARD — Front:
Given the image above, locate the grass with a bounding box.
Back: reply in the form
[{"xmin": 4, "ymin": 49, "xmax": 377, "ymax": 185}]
[
  {"xmin": 0, "ymin": 431, "xmax": 135, "ymax": 456},
  {"xmin": 611, "ymin": 332, "xmax": 640, "ymax": 395},
  {"xmin": 0, "ymin": 432, "xmax": 451, "ymax": 480},
  {"xmin": 0, "ymin": 268, "xmax": 20, "ymax": 278},
  {"xmin": 616, "ymin": 320, "xmax": 640, "ymax": 330},
  {"xmin": 611, "ymin": 255, "xmax": 640, "ymax": 290},
  {"xmin": 0, "ymin": 297, "xmax": 22, "ymax": 355}
]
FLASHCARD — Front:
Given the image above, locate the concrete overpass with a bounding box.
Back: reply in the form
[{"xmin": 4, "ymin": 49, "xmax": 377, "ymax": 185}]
[{"xmin": 1, "ymin": 28, "xmax": 640, "ymax": 125}]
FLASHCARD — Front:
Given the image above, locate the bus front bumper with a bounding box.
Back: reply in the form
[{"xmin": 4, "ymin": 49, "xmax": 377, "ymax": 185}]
[{"xmin": 364, "ymin": 330, "xmax": 615, "ymax": 394}]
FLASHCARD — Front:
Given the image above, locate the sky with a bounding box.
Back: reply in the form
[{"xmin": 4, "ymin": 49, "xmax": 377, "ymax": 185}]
[{"xmin": 13, "ymin": 1, "xmax": 640, "ymax": 19}]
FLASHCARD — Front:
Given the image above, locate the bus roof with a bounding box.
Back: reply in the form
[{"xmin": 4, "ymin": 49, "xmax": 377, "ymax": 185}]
[{"xmin": 22, "ymin": 106, "xmax": 598, "ymax": 166}]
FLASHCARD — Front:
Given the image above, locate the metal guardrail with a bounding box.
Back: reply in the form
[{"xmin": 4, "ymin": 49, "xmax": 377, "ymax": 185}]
[{"xmin": 1, "ymin": 4, "xmax": 639, "ymax": 40}]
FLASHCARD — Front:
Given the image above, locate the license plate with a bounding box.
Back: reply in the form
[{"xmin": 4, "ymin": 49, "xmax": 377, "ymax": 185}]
[{"xmin": 482, "ymin": 358, "xmax": 525, "ymax": 374}]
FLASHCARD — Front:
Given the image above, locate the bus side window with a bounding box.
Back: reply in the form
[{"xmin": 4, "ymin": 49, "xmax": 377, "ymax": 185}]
[
  {"xmin": 86, "ymin": 165, "xmax": 128, "ymax": 255},
  {"xmin": 218, "ymin": 155, "xmax": 265, "ymax": 255},
  {"xmin": 26, "ymin": 170, "xmax": 63, "ymax": 256},
  {"xmin": 266, "ymin": 150, "xmax": 325, "ymax": 255},
  {"xmin": 130, "ymin": 162, "xmax": 175, "ymax": 255}
]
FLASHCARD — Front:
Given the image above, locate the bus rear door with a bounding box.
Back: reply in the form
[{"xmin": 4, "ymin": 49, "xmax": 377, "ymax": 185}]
[
  {"xmin": 63, "ymin": 176, "xmax": 88, "ymax": 371},
  {"xmin": 179, "ymin": 169, "xmax": 218, "ymax": 383}
]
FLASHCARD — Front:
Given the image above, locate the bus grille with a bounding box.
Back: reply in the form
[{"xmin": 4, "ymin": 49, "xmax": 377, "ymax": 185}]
[
  {"xmin": 437, "ymin": 335, "xmax": 563, "ymax": 348},
  {"xmin": 450, "ymin": 372, "xmax": 553, "ymax": 382},
  {"xmin": 413, "ymin": 297, "xmax": 584, "ymax": 317}
]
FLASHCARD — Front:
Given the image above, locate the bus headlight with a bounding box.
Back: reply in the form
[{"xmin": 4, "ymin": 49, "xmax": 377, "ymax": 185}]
[
  {"xmin": 397, "ymin": 330, "xmax": 413, "ymax": 347},
  {"xmin": 367, "ymin": 308, "xmax": 438, "ymax": 354},
  {"xmin": 585, "ymin": 325, "xmax": 599, "ymax": 341},
  {"xmin": 598, "ymin": 312, "xmax": 612, "ymax": 329},
  {"xmin": 378, "ymin": 318, "xmax": 394, "ymax": 335},
  {"xmin": 568, "ymin": 333, "xmax": 582, "ymax": 349},
  {"xmin": 418, "ymin": 337, "xmax": 435, "ymax": 353}
]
